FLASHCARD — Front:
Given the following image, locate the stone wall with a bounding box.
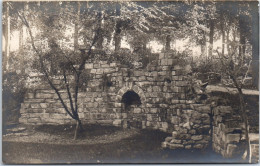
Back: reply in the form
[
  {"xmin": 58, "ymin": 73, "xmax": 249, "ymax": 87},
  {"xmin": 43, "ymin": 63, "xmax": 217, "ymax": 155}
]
[
  {"xmin": 161, "ymin": 104, "xmax": 211, "ymax": 150},
  {"xmin": 19, "ymin": 52, "xmax": 211, "ymax": 149},
  {"xmin": 249, "ymin": 133, "xmax": 259, "ymax": 163},
  {"xmin": 212, "ymin": 106, "xmax": 245, "ymax": 157},
  {"xmin": 212, "ymin": 106, "xmax": 259, "ymax": 163}
]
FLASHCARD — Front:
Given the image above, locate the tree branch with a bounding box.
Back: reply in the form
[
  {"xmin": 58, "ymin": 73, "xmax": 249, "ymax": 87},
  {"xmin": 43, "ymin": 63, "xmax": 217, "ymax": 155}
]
[
  {"xmin": 74, "ymin": 27, "xmax": 101, "ymax": 114},
  {"xmin": 62, "ymin": 69, "xmax": 75, "ymax": 115},
  {"xmin": 11, "ymin": 3, "xmax": 75, "ymax": 119},
  {"xmin": 241, "ymin": 60, "xmax": 252, "ymax": 86}
]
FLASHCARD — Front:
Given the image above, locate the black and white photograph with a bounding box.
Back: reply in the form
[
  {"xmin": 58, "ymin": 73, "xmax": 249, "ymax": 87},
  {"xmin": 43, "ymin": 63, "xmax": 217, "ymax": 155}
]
[{"xmin": 2, "ymin": 0, "xmax": 259, "ymax": 164}]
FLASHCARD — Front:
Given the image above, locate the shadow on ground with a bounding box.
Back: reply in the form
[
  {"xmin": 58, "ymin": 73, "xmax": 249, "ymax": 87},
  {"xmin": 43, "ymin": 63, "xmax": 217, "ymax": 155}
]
[
  {"xmin": 35, "ymin": 124, "xmax": 122, "ymax": 139},
  {"xmin": 2, "ymin": 124, "xmax": 245, "ymax": 164}
]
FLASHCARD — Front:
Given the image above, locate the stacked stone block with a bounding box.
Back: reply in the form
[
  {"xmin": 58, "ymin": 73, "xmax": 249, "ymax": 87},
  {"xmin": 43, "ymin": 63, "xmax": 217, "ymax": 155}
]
[
  {"xmin": 20, "ymin": 52, "xmax": 212, "ymax": 150},
  {"xmin": 212, "ymin": 106, "xmax": 246, "ymax": 158},
  {"xmin": 249, "ymin": 133, "xmax": 259, "ymax": 163},
  {"xmin": 162, "ymin": 104, "xmax": 211, "ymax": 150}
]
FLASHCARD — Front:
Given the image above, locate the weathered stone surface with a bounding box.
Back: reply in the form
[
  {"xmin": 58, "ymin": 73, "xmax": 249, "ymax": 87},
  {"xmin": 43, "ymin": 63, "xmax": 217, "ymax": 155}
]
[
  {"xmin": 167, "ymin": 59, "xmax": 173, "ymax": 65},
  {"xmin": 226, "ymin": 144, "xmax": 238, "ymax": 157},
  {"xmin": 113, "ymin": 119, "xmax": 122, "ymax": 126},
  {"xmin": 191, "ymin": 135, "xmax": 203, "ymax": 141},
  {"xmin": 26, "ymin": 93, "xmax": 34, "ymax": 99},
  {"xmin": 27, "ymin": 118, "xmax": 41, "ymax": 123},
  {"xmin": 172, "ymin": 131, "xmax": 178, "ymax": 138},
  {"xmin": 49, "ymin": 113, "xmax": 66, "ymax": 119},
  {"xmin": 20, "ymin": 57, "xmax": 220, "ymax": 151},
  {"xmin": 213, "ymin": 106, "xmax": 232, "ymax": 115},
  {"xmin": 110, "ymin": 63, "xmax": 116, "ymax": 67},
  {"xmin": 185, "ymin": 145, "xmax": 192, "ymax": 149},
  {"xmin": 30, "ymin": 104, "xmax": 41, "ymax": 109},
  {"xmin": 165, "ymin": 137, "xmax": 172, "ymax": 142},
  {"xmin": 193, "ymin": 144, "xmax": 204, "ymax": 149},
  {"xmin": 161, "ymin": 59, "xmax": 168, "ymax": 66},
  {"xmin": 85, "ymin": 63, "xmax": 93, "ymax": 69},
  {"xmin": 161, "ymin": 141, "xmax": 168, "ymax": 148},
  {"xmin": 169, "ymin": 144, "xmax": 184, "ymax": 149},
  {"xmin": 183, "ymin": 122, "xmax": 191, "ymax": 129},
  {"xmin": 19, "ymin": 117, "xmax": 28, "ymax": 123},
  {"xmin": 150, "ymin": 108, "xmax": 158, "ymax": 114},
  {"xmin": 226, "ymin": 134, "xmax": 241, "ymax": 143},
  {"xmin": 170, "ymin": 139, "xmax": 182, "ymax": 144},
  {"xmin": 35, "ymin": 93, "xmax": 54, "ymax": 99},
  {"xmin": 133, "ymin": 108, "xmax": 142, "ymax": 114},
  {"xmin": 159, "ymin": 53, "xmax": 164, "ymax": 59},
  {"xmin": 28, "ymin": 108, "xmax": 44, "ymax": 113},
  {"xmin": 161, "ymin": 122, "xmax": 168, "ymax": 131},
  {"xmin": 40, "ymin": 103, "xmax": 49, "ymax": 108},
  {"xmin": 196, "ymin": 105, "xmax": 211, "ymax": 113},
  {"xmin": 114, "ymin": 103, "xmax": 122, "ymax": 108},
  {"xmin": 177, "ymin": 134, "xmax": 191, "ymax": 140}
]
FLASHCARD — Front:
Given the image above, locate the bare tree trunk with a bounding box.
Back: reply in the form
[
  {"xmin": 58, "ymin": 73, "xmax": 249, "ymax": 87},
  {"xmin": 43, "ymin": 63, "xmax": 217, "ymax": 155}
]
[
  {"xmin": 19, "ymin": 22, "xmax": 25, "ymax": 74},
  {"xmin": 165, "ymin": 35, "xmax": 171, "ymax": 51},
  {"xmin": 74, "ymin": 2, "xmax": 80, "ymax": 51},
  {"xmin": 239, "ymin": 15, "xmax": 246, "ymax": 64},
  {"xmin": 238, "ymin": 90, "xmax": 250, "ymax": 162},
  {"xmin": 73, "ymin": 119, "xmax": 83, "ymax": 140},
  {"xmin": 220, "ymin": 14, "xmax": 225, "ymax": 55},
  {"xmin": 96, "ymin": 10, "xmax": 103, "ymax": 49},
  {"xmin": 114, "ymin": 3, "xmax": 121, "ymax": 52},
  {"xmin": 74, "ymin": 120, "xmax": 80, "ymax": 140},
  {"xmin": 232, "ymin": 76, "xmax": 250, "ymax": 162},
  {"xmin": 226, "ymin": 28, "xmax": 230, "ymax": 55},
  {"xmin": 200, "ymin": 34, "xmax": 207, "ymax": 60},
  {"xmin": 250, "ymin": 2, "xmax": 259, "ymax": 89},
  {"xmin": 3, "ymin": 4, "xmax": 10, "ymax": 72},
  {"xmin": 208, "ymin": 19, "xmax": 214, "ymax": 59}
]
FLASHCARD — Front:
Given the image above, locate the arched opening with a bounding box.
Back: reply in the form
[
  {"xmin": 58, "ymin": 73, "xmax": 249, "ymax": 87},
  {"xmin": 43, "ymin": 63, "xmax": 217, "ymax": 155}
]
[
  {"xmin": 121, "ymin": 90, "xmax": 143, "ymax": 128},
  {"xmin": 121, "ymin": 90, "xmax": 141, "ymax": 108}
]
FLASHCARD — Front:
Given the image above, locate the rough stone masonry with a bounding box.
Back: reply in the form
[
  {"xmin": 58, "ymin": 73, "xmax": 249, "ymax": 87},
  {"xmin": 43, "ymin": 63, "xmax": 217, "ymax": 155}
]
[{"xmin": 20, "ymin": 52, "xmax": 212, "ymax": 150}]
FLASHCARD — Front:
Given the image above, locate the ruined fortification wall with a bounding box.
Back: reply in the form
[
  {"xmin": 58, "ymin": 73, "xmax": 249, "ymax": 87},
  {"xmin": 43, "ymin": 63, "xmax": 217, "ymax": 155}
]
[
  {"xmin": 212, "ymin": 106, "xmax": 259, "ymax": 163},
  {"xmin": 19, "ymin": 52, "xmax": 211, "ymax": 149},
  {"xmin": 212, "ymin": 106, "xmax": 245, "ymax": 157}
]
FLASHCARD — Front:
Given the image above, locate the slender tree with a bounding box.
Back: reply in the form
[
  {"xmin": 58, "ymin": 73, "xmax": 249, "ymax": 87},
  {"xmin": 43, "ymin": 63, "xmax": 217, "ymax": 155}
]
[
  {"xmin": 114, "ymin": 3, "xmax": 121, "ymax": 52},
  {"xmin": 3, "ymin": 3, "xmax": 10, "ymax": 72},
  {"xmin": 74, "ymin": 2, "xmax": 80, "ymax": 51},
  {"xmin": 249, "ymin": 2, "xmax": 259, "ymax": 89},
  {"xmin": 8, "ymin": 1, "xmax": 102, "ymax": 139}
]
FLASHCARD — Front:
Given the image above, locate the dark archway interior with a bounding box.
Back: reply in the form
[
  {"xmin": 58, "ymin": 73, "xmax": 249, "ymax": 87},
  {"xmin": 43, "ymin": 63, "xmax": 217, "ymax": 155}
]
[{"xmin": 121, "ymin": 91, "xmax": 141, "ymax": 107}]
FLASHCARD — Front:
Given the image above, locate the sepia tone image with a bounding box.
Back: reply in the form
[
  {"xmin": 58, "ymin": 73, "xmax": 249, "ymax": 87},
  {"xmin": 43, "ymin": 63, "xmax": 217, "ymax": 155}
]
[{"xmin": 2, "ymin": 0, "xmax": 259, "ymax": 164}]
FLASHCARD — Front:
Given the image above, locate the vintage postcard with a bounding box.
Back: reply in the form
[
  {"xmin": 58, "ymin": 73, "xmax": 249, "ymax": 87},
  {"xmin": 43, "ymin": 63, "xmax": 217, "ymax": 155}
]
[{"xmin": 2, "ymin": 0, "xmax": 259, "ymax": 164}]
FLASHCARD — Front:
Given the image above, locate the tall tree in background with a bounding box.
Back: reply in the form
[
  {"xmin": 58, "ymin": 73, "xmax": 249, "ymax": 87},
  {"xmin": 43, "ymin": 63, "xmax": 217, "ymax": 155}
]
[
  {"xmin": 185, "ymin": 2, "xmax": 211, "ymax": 59},
  {"xmin": 250, "ymin": 2, "xmax": 259, "ymax": 89},
  {"xmin": 114, "ymin": 3, "xmax": 121, "ymax": 52},
  {"xmin": 3, "ymin": 3, "xmax": 10, "ymax": 72},
  {"xmin": 74, "ymin": 2, "xmax": 80, "ymax": 51}
]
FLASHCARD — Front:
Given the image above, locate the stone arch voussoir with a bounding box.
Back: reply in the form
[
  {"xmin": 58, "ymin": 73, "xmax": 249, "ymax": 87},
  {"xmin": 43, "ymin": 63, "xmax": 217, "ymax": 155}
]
[{"xmin": 116, "ymin": 84, "xmax": 146, "ymax": 104}]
